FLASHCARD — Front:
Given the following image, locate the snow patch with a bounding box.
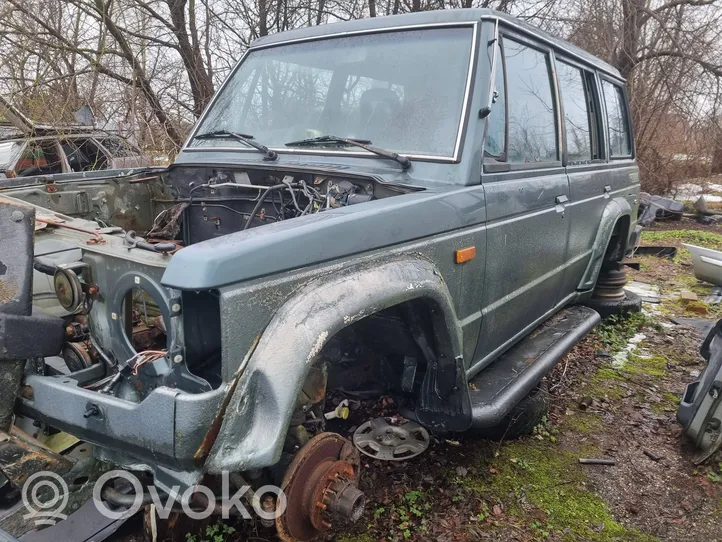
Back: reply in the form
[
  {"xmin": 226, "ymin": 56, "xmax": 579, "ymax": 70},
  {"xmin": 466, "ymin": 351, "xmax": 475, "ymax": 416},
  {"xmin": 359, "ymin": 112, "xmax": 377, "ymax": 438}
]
[{"xmin": 612, "ymin": 333, "xmax": 647, "ymax": 368}]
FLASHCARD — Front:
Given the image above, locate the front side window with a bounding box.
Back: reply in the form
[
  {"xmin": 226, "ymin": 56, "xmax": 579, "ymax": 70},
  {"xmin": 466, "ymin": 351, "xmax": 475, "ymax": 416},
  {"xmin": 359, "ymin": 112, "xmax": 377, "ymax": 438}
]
[
  {"xmin": 557, "ymin": 61, "xmax": 593, "ymax": 162},
  {"xmin": 602, "ymin": 81, "xmax": 631, "ymax": 157},
  {"xmin": 503, "ymin": 38, "xmax": 558, "ymax": 163},
  {"xmin": 191, "ymin": 27, "xmax": 475, "ymax": 158}
]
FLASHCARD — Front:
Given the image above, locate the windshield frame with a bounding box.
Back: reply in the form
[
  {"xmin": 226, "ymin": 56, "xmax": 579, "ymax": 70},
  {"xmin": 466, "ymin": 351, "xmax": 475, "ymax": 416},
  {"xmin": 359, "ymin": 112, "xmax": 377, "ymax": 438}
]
[{"xmin": 183, "ymin": 21, "xmax": 479, "ymax": 164}]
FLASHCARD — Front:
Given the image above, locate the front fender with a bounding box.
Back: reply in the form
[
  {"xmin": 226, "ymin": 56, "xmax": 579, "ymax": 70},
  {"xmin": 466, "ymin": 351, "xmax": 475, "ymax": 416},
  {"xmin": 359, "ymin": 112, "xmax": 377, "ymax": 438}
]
[
  {"xmin": 204, "ymin": 257, "xmax": 462, "ymax": 473},
  {"xmin": 578, "ymin": 197, "xmax": 632, "ymax": 291}
]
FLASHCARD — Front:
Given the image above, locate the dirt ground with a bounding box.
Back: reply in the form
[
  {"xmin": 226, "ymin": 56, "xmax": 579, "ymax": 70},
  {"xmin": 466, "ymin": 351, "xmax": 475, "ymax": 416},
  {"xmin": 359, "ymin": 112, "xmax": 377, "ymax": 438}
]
[{"xmin": 117, "ymin": 218, "xmax": 722, "ymax": 542}]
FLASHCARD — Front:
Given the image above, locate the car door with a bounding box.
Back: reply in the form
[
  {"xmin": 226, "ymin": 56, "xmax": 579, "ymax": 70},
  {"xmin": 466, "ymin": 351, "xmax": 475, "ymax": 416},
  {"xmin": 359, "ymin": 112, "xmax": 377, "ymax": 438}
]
[
  {"xmin": 554, "ymin": 58, "xmax": 608, "ymax": 296},
  {"xmin": 472, "ymin": 33, "xmax": 570, "ymax": 372}
]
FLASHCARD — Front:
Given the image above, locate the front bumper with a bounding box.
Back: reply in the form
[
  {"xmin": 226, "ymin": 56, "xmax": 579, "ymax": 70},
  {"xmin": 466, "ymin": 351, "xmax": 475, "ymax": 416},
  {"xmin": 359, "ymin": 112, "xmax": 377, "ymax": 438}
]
[{"xmin": 18, "ymin": 374, "xmax": 226, "ymax": 472}]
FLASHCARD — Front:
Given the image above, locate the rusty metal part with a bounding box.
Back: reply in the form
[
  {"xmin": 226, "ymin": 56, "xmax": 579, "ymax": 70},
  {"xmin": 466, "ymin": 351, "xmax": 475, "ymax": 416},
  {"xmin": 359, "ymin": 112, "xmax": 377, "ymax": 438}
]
[
  {"xmin": 324, "ymin": 468, "xmax": 366, "ymax": 524},
  {"xmin": 193, "ymin": 335, "xmax": 261, "ymax": 466},
  {"xmin": 0, "ymin": 199, "xmax": 33, "ymax": 432},
  {"xmin": 65, "ymin": 321, "xmax": 89, "ymax": 341},
  {"xmin": 260, "ymin": 494, "xmax": 277, "ymax": 528},
  {"xmin": 0, "ymin": 429, "xmax": 72, "ymax": 488},
  {"xmin": 620, "ymin": 257, "xmax": 641, "ymax": 271},
  {"xmin": 130, "ymin": 322, "xmax": 165, "ymax": 351},
  {"xmin": 277, "ymin": 433, "xmax": 364, "ymax": 542},
  {"xmin": 45, "ymin": 182, "xmax": 58, "ymax": 193},
  {"xmin": 299, "ymin": 365, "xmax": 328, "ymax": 406},
  {"xmin": 36, "ymin": 217, "xmax": 106, "ymax": 244},
  {"xmin": 308, "ymin": 461, "xmax": 363, "ymax": 529},
  {"xmin": 591, "ymin": 266, "xmax": 628, "ymax": 301}
]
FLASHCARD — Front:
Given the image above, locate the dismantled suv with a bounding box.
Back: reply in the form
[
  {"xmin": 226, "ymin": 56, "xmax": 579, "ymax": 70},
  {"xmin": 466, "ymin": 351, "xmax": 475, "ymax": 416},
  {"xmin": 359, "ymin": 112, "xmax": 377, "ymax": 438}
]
[{"xmin": 0, "ymin": 9, "xmax": 640, "ymax": 541}]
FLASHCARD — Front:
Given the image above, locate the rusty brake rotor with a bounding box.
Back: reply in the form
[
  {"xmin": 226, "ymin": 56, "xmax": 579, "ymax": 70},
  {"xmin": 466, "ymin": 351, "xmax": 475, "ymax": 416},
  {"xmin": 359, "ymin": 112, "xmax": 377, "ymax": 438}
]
[{"xmin": 276, "ymin": 432, "xmax": 365, "ymax": 542}]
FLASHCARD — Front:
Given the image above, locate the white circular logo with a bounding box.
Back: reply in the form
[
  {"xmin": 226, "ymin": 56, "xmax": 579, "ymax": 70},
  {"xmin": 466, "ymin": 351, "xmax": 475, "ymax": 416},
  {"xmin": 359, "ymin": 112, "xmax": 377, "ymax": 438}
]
[
  {"xmin": 22, "ymin": 471, "xmax": 69, "ymax": 526},
  {"xmin": 92, "ymin": 470, "xmax": 145, "ymax": 520}
]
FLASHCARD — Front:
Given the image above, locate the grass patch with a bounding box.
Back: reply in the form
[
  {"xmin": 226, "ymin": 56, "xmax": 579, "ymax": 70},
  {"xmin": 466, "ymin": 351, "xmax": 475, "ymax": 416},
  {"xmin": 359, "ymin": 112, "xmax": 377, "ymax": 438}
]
[
  {"xmin": 641, "ymin": 229, "xmax": 722, "ymax": 251},
  {"xmin": 468, "ymin": 442, "xmax": 655, "ymax": 541},
  {"xmin": 585, "ymin": 369, "xmax": 628, "ymax": 401},
  {"xmin": 621, "ymin": 353, "xmax": 668, "ymax": 378},
  {"xmin": 565, "ymin": 411, "xmax": 605, "ymax": 433},
  {"xmin": 336, "ymin": 535, "xmax": 374, "ymax": 542},
  {"xmin": 594, "ymin": 312, "xmax": 658, "ymax": 353},
  {"xmin": 663, "ymin": 297, "xmax": 722, "ymax": 318},
  {"xmin": 583, "ymin": 313, "xmax": 667, "ymax": 401}
]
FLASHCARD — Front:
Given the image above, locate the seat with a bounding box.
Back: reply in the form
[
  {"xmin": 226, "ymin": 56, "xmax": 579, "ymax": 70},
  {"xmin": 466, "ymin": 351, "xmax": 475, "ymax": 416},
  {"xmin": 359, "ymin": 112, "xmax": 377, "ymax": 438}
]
[{"xmin": 352, "ymin": 88, "xmax": 400, "ymax": 140}]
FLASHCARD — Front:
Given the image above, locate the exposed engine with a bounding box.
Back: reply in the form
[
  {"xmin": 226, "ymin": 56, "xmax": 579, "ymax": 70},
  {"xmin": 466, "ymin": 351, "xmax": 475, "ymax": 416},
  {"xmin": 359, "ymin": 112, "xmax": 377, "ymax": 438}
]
[{"xmin": 156, "ymin": 167, "xmax": 395, "ymax": 245}]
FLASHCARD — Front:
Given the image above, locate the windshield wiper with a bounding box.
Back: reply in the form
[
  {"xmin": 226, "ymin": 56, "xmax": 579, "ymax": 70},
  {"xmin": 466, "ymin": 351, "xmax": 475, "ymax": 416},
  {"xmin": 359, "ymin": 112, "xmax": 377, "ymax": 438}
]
[
  {"xmin": 193, "ymin": 130, "xmax": 278, "ymax": 161},
  {"xmin": 285, "ymin": 135, "xmax": 411, "ymax": 170}
]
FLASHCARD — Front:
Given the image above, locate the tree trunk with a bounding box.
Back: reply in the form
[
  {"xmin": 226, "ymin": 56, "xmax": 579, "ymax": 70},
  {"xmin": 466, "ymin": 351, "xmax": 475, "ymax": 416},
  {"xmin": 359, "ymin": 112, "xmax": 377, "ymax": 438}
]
[
  {"xmin": 166, "ymin": 0, "xmax": 214, "ymax": 117},
  {"xmin": 713, "ymin": 124, "xmax": 722, "ymax": 174},
  {"xmin": 259, "ymin": 0, "xmax": 268, "ymax": 36}
]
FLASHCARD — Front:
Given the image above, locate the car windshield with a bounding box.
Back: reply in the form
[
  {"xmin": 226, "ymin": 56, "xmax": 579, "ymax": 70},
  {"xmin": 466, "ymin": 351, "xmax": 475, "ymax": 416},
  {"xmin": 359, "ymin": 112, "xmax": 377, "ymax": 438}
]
[
  {"xmin": 0, "ymin": 141, "xmax": 21, "ymax": 170},
  {"xmin": 190, "ymin": 26, "xmax": 475, "ymax": 158}
]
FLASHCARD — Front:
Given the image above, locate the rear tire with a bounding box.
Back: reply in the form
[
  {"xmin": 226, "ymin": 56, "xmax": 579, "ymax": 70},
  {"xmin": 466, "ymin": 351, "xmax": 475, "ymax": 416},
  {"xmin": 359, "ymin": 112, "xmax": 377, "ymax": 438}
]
[
  {"xmin": 583, "ymin": 289, "xmax": 642, "ymax": 319},
  {"xmin": 472, "ymin": 383, "xmax": 550, "ymax": 441}
]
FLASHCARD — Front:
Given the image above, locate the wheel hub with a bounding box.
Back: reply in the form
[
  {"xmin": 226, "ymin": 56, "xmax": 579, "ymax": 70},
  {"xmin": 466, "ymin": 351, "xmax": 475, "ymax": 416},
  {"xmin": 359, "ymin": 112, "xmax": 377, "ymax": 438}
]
[{"xmin": 277, "ymin": 433, "xmax": 364, "ymax": 542}]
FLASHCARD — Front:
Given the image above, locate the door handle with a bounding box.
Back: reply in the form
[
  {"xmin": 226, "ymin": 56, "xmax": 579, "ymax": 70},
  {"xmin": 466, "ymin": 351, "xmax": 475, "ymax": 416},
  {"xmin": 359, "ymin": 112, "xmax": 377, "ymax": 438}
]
[
  {"xmin": 603, "ymin": 185, "xmax": 612, "ymax": 199},
  {"xmin": 555, "ymin": 195, "xmax": 569, "ymax": 205}
]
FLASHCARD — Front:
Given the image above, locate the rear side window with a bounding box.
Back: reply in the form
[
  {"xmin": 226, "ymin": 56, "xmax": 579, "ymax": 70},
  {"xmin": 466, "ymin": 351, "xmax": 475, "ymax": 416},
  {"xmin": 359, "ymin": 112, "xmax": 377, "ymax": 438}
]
[
  {"xmin": 503, "ymin": 38, "xmax": 558, "ymax": 163},
  {"xmin": 557, "ymin": 62, "xmax": 594, "ymax": 163},
  {"xmin": 602, "ymin": 81, "xmax": 631, "ymax": 157}
]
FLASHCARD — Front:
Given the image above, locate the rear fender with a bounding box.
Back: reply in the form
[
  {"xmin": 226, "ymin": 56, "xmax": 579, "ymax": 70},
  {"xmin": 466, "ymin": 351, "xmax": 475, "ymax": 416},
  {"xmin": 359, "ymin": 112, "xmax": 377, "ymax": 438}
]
[
  {"xmin": 578, "ymin": 197, "xmax": 632, "ymax": 291},
  {"xmin": 204, "ymin": 257, "xmax": 462, "ymax": 473}
]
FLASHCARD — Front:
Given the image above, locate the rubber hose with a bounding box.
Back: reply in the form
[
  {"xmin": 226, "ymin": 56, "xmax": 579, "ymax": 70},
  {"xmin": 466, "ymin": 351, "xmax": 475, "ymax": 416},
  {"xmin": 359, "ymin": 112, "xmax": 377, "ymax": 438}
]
[{"xmin": 33, "ymin": 258, "xmax": 57, "ymax": 276}]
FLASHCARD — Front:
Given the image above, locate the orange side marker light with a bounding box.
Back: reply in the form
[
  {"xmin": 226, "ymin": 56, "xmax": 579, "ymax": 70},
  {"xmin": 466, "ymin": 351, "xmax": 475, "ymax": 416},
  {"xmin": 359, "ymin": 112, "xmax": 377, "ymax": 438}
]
[{"xmin": 455, "ymin": 246, "xmax": 476, "ymax": 264}]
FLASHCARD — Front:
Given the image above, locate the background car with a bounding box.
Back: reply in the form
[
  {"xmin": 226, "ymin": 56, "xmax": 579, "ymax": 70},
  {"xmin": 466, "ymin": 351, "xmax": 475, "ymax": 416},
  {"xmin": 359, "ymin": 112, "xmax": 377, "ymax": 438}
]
[{"xmin": 0, "ymin": 124, "xmax": 150, "ymax": 178}]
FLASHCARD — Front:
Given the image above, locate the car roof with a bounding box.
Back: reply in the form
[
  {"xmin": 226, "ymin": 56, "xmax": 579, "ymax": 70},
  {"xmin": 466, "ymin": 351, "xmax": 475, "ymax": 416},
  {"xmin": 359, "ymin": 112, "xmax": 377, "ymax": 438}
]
[
  {"xmin": 0, "ymin": 125, "xmax": 126, "ymax": 143},
  {"xmin": 250, "ymin": 9, "xmax": 622, "ymax": 80}
]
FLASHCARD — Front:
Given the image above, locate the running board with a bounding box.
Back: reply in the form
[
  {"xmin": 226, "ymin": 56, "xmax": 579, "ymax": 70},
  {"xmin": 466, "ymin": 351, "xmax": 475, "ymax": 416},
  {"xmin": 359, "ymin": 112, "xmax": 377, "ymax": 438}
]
[{"xmin": 469, "ymin": 305, "xmax": 600, "ymax": 429}]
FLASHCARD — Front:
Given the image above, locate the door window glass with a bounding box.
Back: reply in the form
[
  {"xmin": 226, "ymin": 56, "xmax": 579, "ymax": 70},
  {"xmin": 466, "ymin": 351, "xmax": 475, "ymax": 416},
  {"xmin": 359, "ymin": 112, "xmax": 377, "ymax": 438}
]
[
  {"xmin": 557, "ymin": 62, "xmax": 593, "ymax": 162},
  {"xmin": 602, "ymin": 81, "xmax": 631, "ymax": 157},
  {"xmin": 485, "ymin": 44, "xmax": 506, "ymax": 158},
  {"xmin": 100, "ymin": 137, "xmax": 134, "ymax": 157},
  {"xmin": 503, "ymin": 38, "xmax": 558, "ymax": 163},
  {"xmin": 62, "ymin": 139, "xmax": 109, "ymax": 171},
  {"xmin": 16, "ymin": 142, "xmax": 63, "ymax": 176}
]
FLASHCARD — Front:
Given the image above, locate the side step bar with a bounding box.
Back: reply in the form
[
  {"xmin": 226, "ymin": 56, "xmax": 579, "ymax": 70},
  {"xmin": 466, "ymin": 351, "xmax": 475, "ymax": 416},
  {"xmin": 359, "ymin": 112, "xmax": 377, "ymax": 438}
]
[{"xmin": 469, "ymin": 305, "xmax": 600, "ymax": 429}]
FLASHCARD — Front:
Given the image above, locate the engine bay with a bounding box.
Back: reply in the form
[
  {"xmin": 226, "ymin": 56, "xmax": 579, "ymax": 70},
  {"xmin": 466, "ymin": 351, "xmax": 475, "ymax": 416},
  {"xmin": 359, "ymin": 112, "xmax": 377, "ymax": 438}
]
[
  {"xmin": 1, "ymin": 164, "xmax": 414, "ymax": 401},
  {"xmin": 153, "ymin": 166, "xmax": 412, "ymax": 246}
]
